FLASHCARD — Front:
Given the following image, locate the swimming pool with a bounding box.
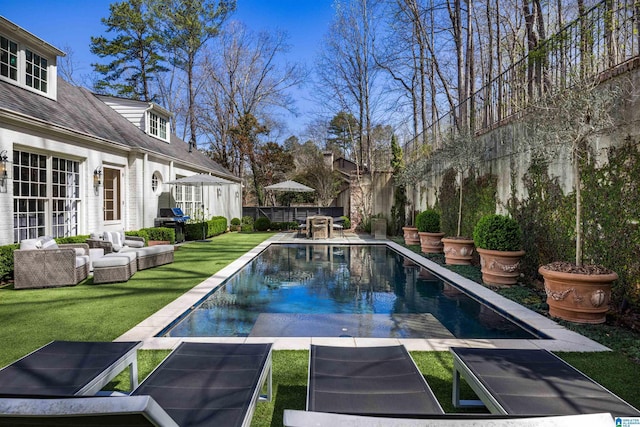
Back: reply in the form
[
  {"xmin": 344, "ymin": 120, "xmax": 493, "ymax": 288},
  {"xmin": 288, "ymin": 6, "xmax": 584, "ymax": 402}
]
[{"xmin": 161, "ymin": 244, "xmax": 541, "ymax": 339}]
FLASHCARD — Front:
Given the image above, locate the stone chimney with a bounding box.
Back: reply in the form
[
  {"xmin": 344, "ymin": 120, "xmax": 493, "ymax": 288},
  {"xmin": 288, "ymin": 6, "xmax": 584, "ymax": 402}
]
[{"xmin": 323, "ymin": 152, "xmax": 334, "ymax": 170}]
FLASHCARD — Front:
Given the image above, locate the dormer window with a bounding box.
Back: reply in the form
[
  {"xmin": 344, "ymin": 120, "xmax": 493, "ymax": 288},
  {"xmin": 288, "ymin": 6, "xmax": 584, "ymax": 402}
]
[
  {"xmin": 149, "ymin": 111, "xmax": 167, "ymax": 140},
  {"xmin": 0, "ymin": 17, "xmax": 63, "ymax": 99},
  {"xmin": 145, "ymin": 103, "xmax": 171, "ymax": 142},
  {"xmin": 25, "ymin": 49, "xmax": 47, "ymax": 93},
  {"xmin": 1, "ymin": 35, "xmax": 18, "ymax": 81}
]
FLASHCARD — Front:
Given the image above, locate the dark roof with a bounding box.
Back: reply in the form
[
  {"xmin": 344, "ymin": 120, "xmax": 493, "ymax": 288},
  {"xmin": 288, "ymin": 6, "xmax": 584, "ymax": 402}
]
[{"xmin": 0, "ymin": 77, "xmax": 237, "ymax": 181}]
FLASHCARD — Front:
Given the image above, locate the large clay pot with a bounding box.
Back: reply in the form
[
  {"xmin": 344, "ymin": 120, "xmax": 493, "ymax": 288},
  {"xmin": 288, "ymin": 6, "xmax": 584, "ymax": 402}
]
[
  {"xmin": 442, "ymin": 237, "xmax": 475, "ymax": 265},
  {"xmin": 418, "ymin": 231, "xmax": 445, "ymax": 254},
  {"xmin": 402, "ymin": 226, "xmax": 419, "ymax": 246},
  {"xmin": 539, "ymin": 266, "xmax": 617, "ymax": 324},
  {"xmin": 477, "ymin": 248, "xmax": 525, "ymax": 287}
]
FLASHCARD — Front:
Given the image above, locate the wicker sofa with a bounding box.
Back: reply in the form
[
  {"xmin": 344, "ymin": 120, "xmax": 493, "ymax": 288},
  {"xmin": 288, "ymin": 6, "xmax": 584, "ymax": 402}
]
[
  {"xmin": 87, "ymin": 231, "xmax": 145, "ymax": 255},
  {"xmin": 87, "ymin": 231, "xmax": 174, "ymax": 271},
  {"xmin": 14, "ymin": 237, "xmax": 90, "ymax": 290}
]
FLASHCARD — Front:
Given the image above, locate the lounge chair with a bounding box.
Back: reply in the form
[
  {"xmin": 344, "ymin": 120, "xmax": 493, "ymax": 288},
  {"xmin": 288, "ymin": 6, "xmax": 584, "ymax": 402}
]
[
  {"xmin": 308, "ymin": 345, "xmax": 444, "ymax": 417},
  {"xmin": 451, "ymin": 347, "xmax": 640, "ymax": 416},
  {"xmin": 130, "ymin": 342, "xmax": 272, "ymax": 427},
  {"xmin": 283, "ymin": 410, "xmax": 616, "ymax": 427},
  {"xmin": 0, "ymin": 341, "xmax": 141, "ymax": 397},
  {"xmin": 0, "ymin": 342, "xmax": 273, "ymax": 427}
]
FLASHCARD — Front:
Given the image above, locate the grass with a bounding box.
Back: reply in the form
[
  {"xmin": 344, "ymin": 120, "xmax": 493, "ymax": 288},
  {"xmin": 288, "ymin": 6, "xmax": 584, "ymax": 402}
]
[
  {"xmin": 3, "ymin": 231, "xmax": 640, "ymax": 426},
  {"xmin": 0, "ymin": 232, "xmax": 275, "ymax": 367}
]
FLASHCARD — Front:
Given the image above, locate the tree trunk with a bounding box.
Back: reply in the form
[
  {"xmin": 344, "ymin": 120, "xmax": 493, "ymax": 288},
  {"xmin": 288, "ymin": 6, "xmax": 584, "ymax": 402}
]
[{"xmin": 574, "ymin": 143, "xmax": 582, "ymax": 266}]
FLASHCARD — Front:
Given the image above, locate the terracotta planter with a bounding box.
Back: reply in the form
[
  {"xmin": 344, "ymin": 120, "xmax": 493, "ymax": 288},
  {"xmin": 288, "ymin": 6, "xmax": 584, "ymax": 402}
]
[
  {"xmin": 539, "ymin": 266, "xmax": 617, "ymax": 324},
  {"xmin": 442, "ymin": 237, "xmax": 475, "ymax": 265},
  {"xmin": 418, "ymin": 231, "xmax": 445, "ymax": 254},
  {"xmin": 477, "ymin": 248, "xmax": 525, "ymax": 287},
  {"xmin": 148, "ymin": 240, "xmax": 170, "ymax": 246},
  {"xmin": 402, "ymin": 226, "xmax": 420, "ymax": 246}
]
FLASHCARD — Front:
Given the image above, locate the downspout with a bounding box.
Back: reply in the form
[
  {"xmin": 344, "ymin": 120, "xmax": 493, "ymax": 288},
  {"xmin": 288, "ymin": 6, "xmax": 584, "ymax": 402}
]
[{"xmin": 143, "ymin": 153, "xmax": 148, "ymax": 228}]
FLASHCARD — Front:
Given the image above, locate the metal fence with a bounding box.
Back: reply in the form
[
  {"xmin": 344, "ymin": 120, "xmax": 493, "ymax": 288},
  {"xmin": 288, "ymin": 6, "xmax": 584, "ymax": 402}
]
[
  {"xmin": 404, "ymin": 0, "xmax": 640, "ymax": 156},
  {"xmin": 242, "ymin": 206, "xmax": 345, "ymax": 223}
]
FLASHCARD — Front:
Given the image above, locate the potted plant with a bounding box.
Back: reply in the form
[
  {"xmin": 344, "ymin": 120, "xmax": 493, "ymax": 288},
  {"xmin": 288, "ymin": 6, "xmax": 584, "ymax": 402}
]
[
  {"xmin": 415, "ymin": 209, "xmax": 445, "ymax": 254},
  {"xmin": 230, "ymin": 217, "xmax": 241, "ymax": 232},
  {"xmin": 528, "ymin": 79, "xmax": 620, "ymax": 324},
  {"xmin": 473, "ymin": 214, "xmax": 525, "ymax": 286},
  {"xmin": 439, "ymin": 131, "xmax": 481, "ymax": 265}
]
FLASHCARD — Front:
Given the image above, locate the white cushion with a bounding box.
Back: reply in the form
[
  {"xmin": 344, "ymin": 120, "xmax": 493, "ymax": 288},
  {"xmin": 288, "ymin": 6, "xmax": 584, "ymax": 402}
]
[
  {"xmin": 106, "ymin": 251, "xmax": 136, "ymax": 262},
  {"xmin": 93, "ymin": 255, "xmax": 131, "ymax": 268},
  {"xmin": 39, "ymin": 236, "xmax": 58, "ymax": 250},
  {"xmin": 20, "ymin": 239, "xmax": 40, "ymax": 250},
  {"xmin": 103, "ymin": 231, "xmax": 122, "ymax": 252},
  {"xmin": 89, "ymin": 232, "xmax": 101, "ymax": 240},
  {"xmin": 74, "ymin": 248, "xmax": 86, "ymax": 256},
  {"xmin": 76, "ymin": 255, "xmax": 89, "ymax": 268},
  {"xmin": 124, "ymin": 239, "xmax": 145, "ymax": 248},
  {"xmin": 136, "ymin": 245, "xmax": 174, "ymax": 257}
]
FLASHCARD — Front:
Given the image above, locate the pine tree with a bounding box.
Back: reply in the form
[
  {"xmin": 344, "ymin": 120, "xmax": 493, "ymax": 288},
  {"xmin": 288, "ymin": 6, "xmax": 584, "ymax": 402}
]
[{"xmin": 90, "ymin": 0, "xmax": 167, "ymax": 101}]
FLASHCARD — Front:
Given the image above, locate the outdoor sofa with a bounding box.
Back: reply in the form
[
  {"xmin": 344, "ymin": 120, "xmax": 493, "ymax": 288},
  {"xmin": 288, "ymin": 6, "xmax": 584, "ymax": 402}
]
[
  {"xmin": 88, "ymin": 231, "xmax": 174, "ymax": 274},
  {"xmin": 13, "ymin": 237, "xmax": 90, "ymax": 289},
  {"xmin": 0, "ymin": 342, "xmax": 273, "ymax": 427}
]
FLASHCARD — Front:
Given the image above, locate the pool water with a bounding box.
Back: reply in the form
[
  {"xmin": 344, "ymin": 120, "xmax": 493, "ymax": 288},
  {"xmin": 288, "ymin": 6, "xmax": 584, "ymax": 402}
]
[{"xmin": 162, "ymin": 244, "xmax": 539, "ymax": 339}]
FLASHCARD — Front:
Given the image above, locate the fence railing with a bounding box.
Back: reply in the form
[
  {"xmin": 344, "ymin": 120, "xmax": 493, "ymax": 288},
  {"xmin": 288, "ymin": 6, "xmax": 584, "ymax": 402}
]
[
  {"xmin": 242, "ymin": 206, "xmax": 345, "ymax": 223},
  {"xmin": 404, "ymin": 0, "xmax": 640, "ymax": 157}
]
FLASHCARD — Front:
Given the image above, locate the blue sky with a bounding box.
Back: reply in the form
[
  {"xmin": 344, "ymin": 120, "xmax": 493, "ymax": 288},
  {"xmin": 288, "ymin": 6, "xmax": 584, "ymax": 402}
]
[{"xmin": 1, "ymin": 0, "xmax": 335, "ymax": 135}]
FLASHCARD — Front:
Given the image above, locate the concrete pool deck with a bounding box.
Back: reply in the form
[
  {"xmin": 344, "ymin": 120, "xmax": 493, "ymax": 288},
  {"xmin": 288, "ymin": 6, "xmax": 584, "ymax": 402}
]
[{"xmin": 117, "ymin": 232, "xmax": 609, "ymax": 353}]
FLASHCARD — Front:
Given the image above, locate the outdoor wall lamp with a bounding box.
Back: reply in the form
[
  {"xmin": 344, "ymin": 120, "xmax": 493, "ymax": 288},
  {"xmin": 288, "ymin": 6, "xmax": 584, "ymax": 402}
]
[
  {"xmin": 217, "ymin": 187, "xmax": 222, "ymax": 197},
  {"xmin": 93, "ymin": 167, "xmax": 102, "ymax": 192},
  {"xmin": 0, "ymin": 150, "xmax": 9, "ymax": 192}
]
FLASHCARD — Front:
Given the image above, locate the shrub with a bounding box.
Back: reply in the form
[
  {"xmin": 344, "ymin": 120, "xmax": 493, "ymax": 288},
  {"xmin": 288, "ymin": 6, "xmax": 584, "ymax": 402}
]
[
  {"xmin": 230, "ymin": 217, "xmax": 241, "ymax": 226},
  {"xmin": 341, "ymin": 216, "xmax": 351, "ymax": 229},
  {"xmin": 240, "ymin": 224, "xmax": 253, "ymax": 232},
  {"xmin": 241, "ymin": 216, "xmax": 254, "ymax": 225},
  {"xmin": 473, "ymin": 214, "xmax": 522, "ymax": 251},
  {"xmin": 143, "ymin": 227, "xmax": 175, "ymax": 244},
  {"xmin": 254, "ymin": 217, "xmax": 271, "ymax": 231},
  {"xmin": 55, "ymin": 235, "xmax": 91, "ymax": 244},
  {"xmin": 415, "ymin": 209, "xmax": 440, "ymax": 233},
  {"xmin": 0, "ymin": 244, "xmax": 18, "ymax": 281}
]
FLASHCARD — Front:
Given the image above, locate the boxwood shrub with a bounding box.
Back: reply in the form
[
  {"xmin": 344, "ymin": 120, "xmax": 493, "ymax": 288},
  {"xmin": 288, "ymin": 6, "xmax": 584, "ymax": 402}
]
[
  {"xmin": 254, "ymin": 217, "xmax": 271, "ymax": 231},
  {"xmin": 473, "ymin": 214, "xmax": 522, "ymax": 251},
  {"xmin": 415, "ymin": 209, "xmax": 441, "ymax": 233}
]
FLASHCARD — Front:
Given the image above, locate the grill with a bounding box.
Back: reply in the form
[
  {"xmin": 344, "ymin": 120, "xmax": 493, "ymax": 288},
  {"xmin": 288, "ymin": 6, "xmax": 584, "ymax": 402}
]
[{"xmin": 155, "ymin": 208, "xmax": 190, "ymax": 243}]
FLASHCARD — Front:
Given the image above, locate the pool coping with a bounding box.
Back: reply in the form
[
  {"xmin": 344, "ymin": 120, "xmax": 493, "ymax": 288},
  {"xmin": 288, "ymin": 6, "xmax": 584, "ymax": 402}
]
[{"xmin": 116, "ymin": 232, "xmax": 610, "ymax": 353}]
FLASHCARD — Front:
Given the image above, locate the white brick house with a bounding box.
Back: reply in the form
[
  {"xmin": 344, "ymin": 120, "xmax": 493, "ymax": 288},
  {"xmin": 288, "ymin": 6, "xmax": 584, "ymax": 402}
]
[{"xmin": 0, "ymin": 17, "xmax": 241, "ymax": 245}]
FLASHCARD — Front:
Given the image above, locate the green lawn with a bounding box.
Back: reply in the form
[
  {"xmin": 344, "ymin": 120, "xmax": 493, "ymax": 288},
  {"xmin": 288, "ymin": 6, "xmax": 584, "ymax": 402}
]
[
  {"xmin": 0, "ymin": 232, "xmax": 275, "ymax": 367},
  {"xmin": 2, "ymin": 231, "xmax": 639, "ymax": 426}
]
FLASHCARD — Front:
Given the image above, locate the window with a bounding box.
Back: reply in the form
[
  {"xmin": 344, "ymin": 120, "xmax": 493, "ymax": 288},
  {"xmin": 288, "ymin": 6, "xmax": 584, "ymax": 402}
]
[
  {"xmin": 173, "ymin": 179, "xmax": 201, "ymax": 219},
  {"xmin": 12, "ymin": 151, "xmax": 80, "ymax": 242},
  {"xmin": 0, "ymin": 35, "xmax": 18, "ymax": 81},
  {"xmin": 0, "ymin": 29, "xmax": 55, "ymax": 97},
  {"xmin": 103, "ymin": 167, "xmax": 121, "ymax": 221},
  {"xmin": 151, "ymin": 171, "xmax": 160, "ymax": 193},
  {"xmin": 25, "ymin": 49, "xmax": 47, "ymax": 93},
  {"xmin": 148, "ymin": 111, "xmax": 168, "ymax": 140}
]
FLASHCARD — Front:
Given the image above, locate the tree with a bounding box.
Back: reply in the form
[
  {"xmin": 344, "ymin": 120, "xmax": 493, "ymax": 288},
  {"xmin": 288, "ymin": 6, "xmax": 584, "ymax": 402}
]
[
  {"xmin": 152, "ymin": 0, "xmax": 236, "ymax": 151},
  {"xmin": 525, "ymin": 77, "xmax": 620, "ymax": 266},
  {"xmin": 198, "ymin": 22, "xmax": 305, "ymax": 172},
  {"xmin": 326, "ymin": 111, "xmax": 359, "ymax": 159},
  {"xmin": 230, "ymin": 113, "xmax": 268, "ymax": 205},
  {"xmin": 90, "ymin": 0, "xmax": 166, "ymax": 101},
  {"xmin": 390, "ymin": 134, "xmax": 407, "ymax": 234},
  {"xmin": 256, "ymin": 142, "xmax": 295, "ymax": 206}
]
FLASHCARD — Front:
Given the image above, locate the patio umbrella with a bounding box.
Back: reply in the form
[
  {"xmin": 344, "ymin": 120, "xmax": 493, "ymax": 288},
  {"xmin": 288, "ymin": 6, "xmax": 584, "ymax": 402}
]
[
  {"xmin": 264, "ymin": 180, "xmax": 315, "ymax": 192},
  {"xmin": 166, "ymin": 174, "xmax": 234, "ymax": 240}
]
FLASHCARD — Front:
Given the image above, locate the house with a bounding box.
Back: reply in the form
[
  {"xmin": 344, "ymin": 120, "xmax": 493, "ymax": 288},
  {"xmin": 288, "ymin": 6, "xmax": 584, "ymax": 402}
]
[{"xmin": 0, "ymin": 16, "xmax": 241, "ymax": 246}]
